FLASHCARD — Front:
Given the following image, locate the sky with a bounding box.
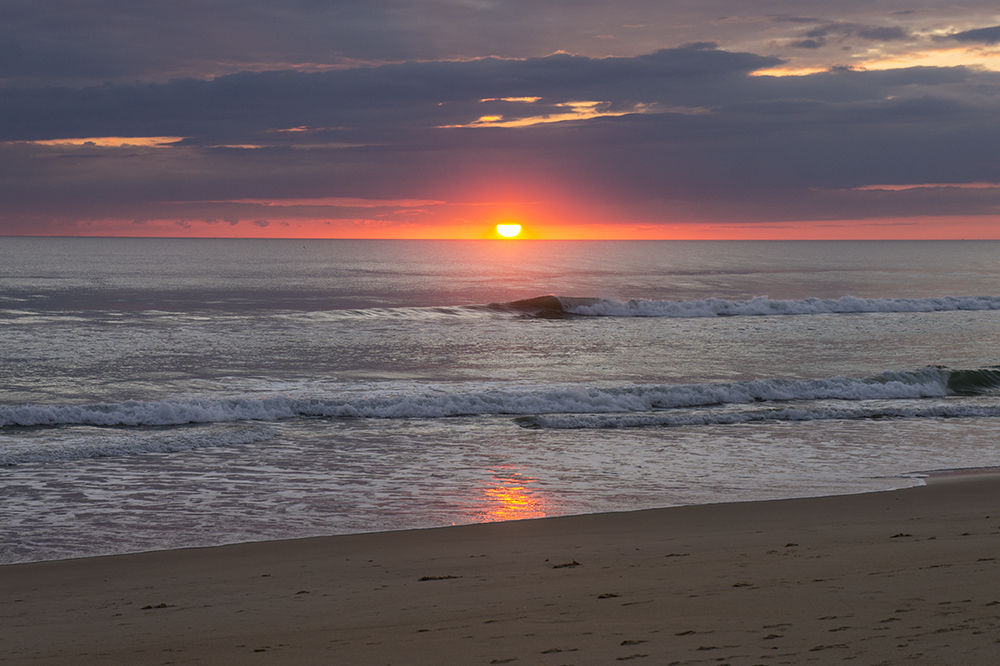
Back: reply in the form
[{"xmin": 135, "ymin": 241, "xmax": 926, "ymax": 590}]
[{"xmin": 2, "ymin": 1, "xmax": 1000, "ymax": 239}]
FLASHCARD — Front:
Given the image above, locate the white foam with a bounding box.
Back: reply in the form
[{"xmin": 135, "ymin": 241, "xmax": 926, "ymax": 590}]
[
  {"xmin": 563, "ymin": 295, "xmax": 1000, "ymax": 318},
  {"xmin": 0, "ymin": 426, "xmax": 276, "ymax": 466},
  {"xmin": 0, "ymin": 367, "xmax": 955, "ymax": 428},
  {"xmin": 520, "ymin": 400, "xmax": 1000, "ymax": 429}
]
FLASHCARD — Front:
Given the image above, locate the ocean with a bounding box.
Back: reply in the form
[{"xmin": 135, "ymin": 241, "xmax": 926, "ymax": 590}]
[{"xmin": 2, "ymin": 237, "xmax": 1000, "ymax": 564}]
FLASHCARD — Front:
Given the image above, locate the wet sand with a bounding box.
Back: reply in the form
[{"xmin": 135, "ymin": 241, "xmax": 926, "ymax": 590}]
[{"xmin": 3, "ymin": 473, "xmax": 1000, "ymax": 665}]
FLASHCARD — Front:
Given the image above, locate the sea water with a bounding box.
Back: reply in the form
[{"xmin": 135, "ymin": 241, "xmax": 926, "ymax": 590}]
[{"xmin": 2, "ymin": 238, "xmax": 999, "ymax": 563}]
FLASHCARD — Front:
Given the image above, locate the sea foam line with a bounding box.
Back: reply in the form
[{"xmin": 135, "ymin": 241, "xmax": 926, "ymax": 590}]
[
  {"xmin": 1, "ymin": 367, "xmax": 985, "ymax": 429},
  {"xmin": 0, "ymin": 426, "xmax": 277, "ymax": 466},
  {"xmin": 557, "ymin": 294, "xmax": 1000, "ymax": 318},
  {"xmin": 517, "ymin": 400, "xmax": 1000, "ymax": 429}
]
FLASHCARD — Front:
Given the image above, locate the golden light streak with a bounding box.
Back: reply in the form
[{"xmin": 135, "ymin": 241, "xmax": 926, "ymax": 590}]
[
  {"xmin": 750, "ymin": 66, "xmax": 833, "ymax": 77},
  {"xmin": 439, "ymin": 101, "xmax": 632, "ymax": 128},
  {"xmin": 854, "ymin": 47, "xmax": 1000, "ymax": 72},
  {"xmin": 753, "ymin": 45, "xmax": 1000, "ymax": 78},
  {"xmin": 479, "ymin": 96, "xmax": 542, "ymax": 103},
  {"xmin": 15, "ymin": 133, "xmax": 361, "ymax": 151},
  {"xmin": 21, "ymin": 136, "xmax": 184, "ymax": 147}
]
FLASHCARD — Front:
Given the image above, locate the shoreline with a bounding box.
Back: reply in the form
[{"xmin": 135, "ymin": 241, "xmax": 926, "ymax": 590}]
[
  {"xmin": 4, "ymin": 473, "xmax": 1000, "ymax": 664},
  {"xmin": 1, "ymin": 474, "xmax": 928, "ymax": 568}
]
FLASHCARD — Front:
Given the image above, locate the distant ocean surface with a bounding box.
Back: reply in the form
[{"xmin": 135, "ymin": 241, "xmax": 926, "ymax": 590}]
[{"xmin": 2, "ymin": 238, "xmax": 1000, "ymax": 564}]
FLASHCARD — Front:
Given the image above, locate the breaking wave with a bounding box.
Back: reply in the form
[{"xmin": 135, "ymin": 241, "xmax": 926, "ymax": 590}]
[
  {"xmin": 516, "ymin": 400, "xmax": 1000, "ymax": 429},
  {"xmin": 2, "ymin": 366, "xmax": 998, "ymax": 431},
  {"xmin": 0, "ymin": 426, "xmax": 277, "ymax": 466},
  {"xmin": 495, "ymin": 294, "xmax": 1000, "ymax": 319}
]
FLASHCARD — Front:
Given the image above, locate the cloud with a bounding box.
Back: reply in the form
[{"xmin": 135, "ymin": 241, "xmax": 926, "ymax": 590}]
[
  {"xmin": 2, "ymin": 30, "xmax": 1000, "ymax": 236},
  {"xmin": 1, "ymin": 1, "xmax": 794, "ymax": 86},
  {"xmin": 803, "ymin": 22, "xmax": 910, "ymax": 42},
  {"xmin": 784, "ymin": 20, "xmax": 911, "ymax": 50},
  {"xmin": 945, "ymin": 25, "xmax": 1000, "ymax": 45},
  {"xmin": 0, "ymin": 47, "xmax": 782, "ymax": 143},
  {"xmin": 7, "ymin": 1, "xmax": 998, "ymax": 87},
  {"xmin": 789, "ymin": 39, "xmax": 824, "ymax": 50}
]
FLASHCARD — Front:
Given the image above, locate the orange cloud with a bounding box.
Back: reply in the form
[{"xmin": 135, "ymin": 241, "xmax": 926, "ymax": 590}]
[{"xmin": 18, "ymin": 136, "xmax": 184, "ymax": 147}]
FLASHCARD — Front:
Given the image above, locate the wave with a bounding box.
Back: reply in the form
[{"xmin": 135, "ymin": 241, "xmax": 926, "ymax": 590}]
[
  {"xmin": 2, "ymin": 366, "xmax": 998, "ymax": 430},
  {"xmin": 0, "ymin": 426, "xmax": 276, "ymax": 466},
  {"xmin": 516, "ymin": 400, "xmax": 1000, "ymax": 429},
  {"xmin": 495, "ymin": 294, "xmax": 1000, "ymax": 319},
  {"xmin": 948, "ymin": 367, "xmax": 1000, "ymax": 395}
]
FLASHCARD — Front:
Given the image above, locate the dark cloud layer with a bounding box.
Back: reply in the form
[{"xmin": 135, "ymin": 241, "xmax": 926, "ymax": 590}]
[
  {"xmin": 4, "ymin": 1, "xmax": 999, "ymax": 87},
  {"xmin": 0, "ymin": 48, "xmax": 782, "ymax": 142},
  {"xmin": 947, "ymin": 25, "xmax": 1000, "ymax": 45}
]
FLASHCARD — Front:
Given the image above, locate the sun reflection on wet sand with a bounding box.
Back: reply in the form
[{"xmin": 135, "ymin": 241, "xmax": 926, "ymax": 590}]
[{"xmin": 478, "ymin": 467, "xmax": 550, "ymax": 522}]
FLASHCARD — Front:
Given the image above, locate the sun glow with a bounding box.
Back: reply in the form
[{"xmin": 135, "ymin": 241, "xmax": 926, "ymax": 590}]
[
  {"xmin": 496, "ymin": 223, "xmax": 522, "ymax": 238},
  {"xmin": 479, "ymin": 468, "xmax": 549, "ymax": 522}
]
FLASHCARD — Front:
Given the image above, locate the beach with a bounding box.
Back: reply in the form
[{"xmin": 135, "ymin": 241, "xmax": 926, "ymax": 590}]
[{"xmin": 4, "ymin": 472, "xmax": 999, "ymax": 665}]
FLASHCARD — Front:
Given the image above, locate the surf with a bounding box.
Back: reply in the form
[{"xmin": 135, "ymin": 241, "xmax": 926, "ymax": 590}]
[
  {"xmin": 490, "ymin": 294, "xmax": 1000, "ymax": 319},
  {"xmin": 3, "ymin": 366, "xmax": 997, "ymax": 431}
]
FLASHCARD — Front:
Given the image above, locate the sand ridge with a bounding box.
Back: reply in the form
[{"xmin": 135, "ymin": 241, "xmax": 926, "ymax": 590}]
[{"xmin": 3, "ymin": 474, "xmax": 1000, "ymax": 665}]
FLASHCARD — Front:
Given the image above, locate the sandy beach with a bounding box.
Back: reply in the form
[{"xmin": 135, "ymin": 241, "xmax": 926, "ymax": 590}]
[{"xmin": 3, "ymin": 473, "xmax": 999, "ymax": 665}]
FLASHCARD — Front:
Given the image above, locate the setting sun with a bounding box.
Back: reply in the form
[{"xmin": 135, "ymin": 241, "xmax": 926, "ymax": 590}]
[{"xmin": 496, "ymin": 223, "xmax": 522, "ymax": 238}]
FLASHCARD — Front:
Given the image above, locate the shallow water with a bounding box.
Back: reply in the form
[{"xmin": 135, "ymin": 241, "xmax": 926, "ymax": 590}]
[{"xmin": 2, "ymin": 238, "xmax": 999, "ymax": 563}]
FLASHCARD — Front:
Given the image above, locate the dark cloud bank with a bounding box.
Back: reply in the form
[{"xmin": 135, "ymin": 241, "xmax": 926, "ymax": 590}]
[
  {"xmin": 947, "ymin": 25, "xmax": 1000, "ymax": 45},
  {"xmin": 2, "ymin": 44, "xmax": 1000, "ymax": 234}
]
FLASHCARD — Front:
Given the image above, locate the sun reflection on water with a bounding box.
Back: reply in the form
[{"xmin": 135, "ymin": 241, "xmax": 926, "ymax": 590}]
[{"xmin": 479, "ymin": 467, "xmax": 550, "ymax": 522}]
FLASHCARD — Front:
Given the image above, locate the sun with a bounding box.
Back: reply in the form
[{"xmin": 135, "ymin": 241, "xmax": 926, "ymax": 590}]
[{"xmin": 496, "ymin": 223, "xmax": 522, "ymax": 238}]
